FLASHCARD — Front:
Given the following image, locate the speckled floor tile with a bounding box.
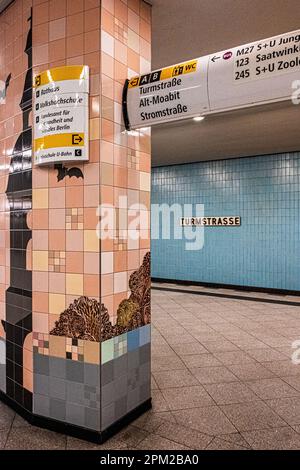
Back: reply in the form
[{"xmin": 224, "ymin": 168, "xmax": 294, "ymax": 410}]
[
  {"xmin": 0, "ymin": 431, "xmax": 8, "ymax": 449},
  {"xmin": 153, "ymin": 368, "xmax": 199, "ymax": 389},
  {"xmin": 0, "ymin": 403, "xmax": 15, "ymax": 432},
  {"xmin": 246, "ymin": 377, "xmax": 300, "ymax": 400},
  {"xmin": 182, "ymin": 354, "xmax": 221, "ymax": 368},
  {"xmin": 5, "ymin": 427, "xmax": 66, "ymax": 450},
  {"xmin": 161, "ymin": 385, "xmax": 214, "ymax": 410},
  {"xmin": 137, "ymin": 434, "xmax": 189, "ymax": 450},
  {"xmin": 205, "ymin": 437, "xmax": 247, "ymax": 450},
  {"xmin": 204, "ymin": 381, "xmax": 258, "ymax": 405},
  {"xmin": 154, "ymin": 421, "xmax": 213, "ymax": 450},
  {"xmin": 221, "ymin": 400, "xmax": 286, "ymax": 432},
  {"xmin": 191, "ymin": 365, "xmax": 238, "ymax": 385},
  {"xmin": 266, "ymin": 397, "xmax": 300, "ymax": 426},
  {"xmin": 173, "ymin": 406, "xmax": 237, "ymax": 435},
  {"xmin": 242, "ymin": 426, "xmax": 300, "ymax": 450}
]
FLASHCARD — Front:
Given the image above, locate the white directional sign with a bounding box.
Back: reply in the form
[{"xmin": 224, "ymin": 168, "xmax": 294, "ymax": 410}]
[
  {"xmin": 33, "ymin": 65, "xmax": 89, "ymax": 165},
  {"xmin": 208, "ymin": 30, "xmax": 300, "ymax": 112},
  {"xmin": 125, "ymin": 58, "xmax": 209, "ymax": 129},
  {"xmin": 125, "ymin": 29, "xmax": 300, "ymax": 129}
]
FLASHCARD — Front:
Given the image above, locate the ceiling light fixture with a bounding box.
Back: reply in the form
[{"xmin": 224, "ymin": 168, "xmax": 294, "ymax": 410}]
[
  {"xmin": 193, "ymin": 116, "xmax": 205, "ymax": 122},
  {"xmin": 126, "ymin": 130, "xmax": 140, "ymax": 137},
  {"xmin": 122, "ymin": 129, "xmax": 140, "ymax": 137}
]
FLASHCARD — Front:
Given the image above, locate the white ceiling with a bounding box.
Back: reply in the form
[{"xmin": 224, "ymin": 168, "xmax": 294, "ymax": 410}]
[{"xmin": 149, "ymin": 0, "xmax": 300, "ymax": 166}]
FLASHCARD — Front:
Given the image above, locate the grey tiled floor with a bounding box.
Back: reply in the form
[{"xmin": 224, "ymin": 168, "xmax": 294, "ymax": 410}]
[{"xmin": 1, "ymin": 287, "xmax": 300, "ymax": 449}]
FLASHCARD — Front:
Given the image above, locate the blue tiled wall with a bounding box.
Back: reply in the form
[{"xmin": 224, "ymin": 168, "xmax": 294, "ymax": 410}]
[{"xmin": 151, "ymin": 153, "xmax": 300, "ymax": 291}]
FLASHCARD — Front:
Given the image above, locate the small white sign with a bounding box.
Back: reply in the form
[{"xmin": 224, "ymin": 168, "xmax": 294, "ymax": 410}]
[
  {"xmin": 208, "ymin": 29, "xmax": 300, "ymax": 111},
  {"xmin": 181, "ymin": 217, "xmax": 241, "ymax": 227},
  {"xmin": 33, "ymin": 65, "xmax": 89, "ymax": 165}
]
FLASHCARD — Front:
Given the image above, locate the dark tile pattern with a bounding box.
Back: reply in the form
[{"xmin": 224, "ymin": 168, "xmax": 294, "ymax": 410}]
[{"xmin": 3, "ymin": 9, "xmax": 33, "ymax": 413}]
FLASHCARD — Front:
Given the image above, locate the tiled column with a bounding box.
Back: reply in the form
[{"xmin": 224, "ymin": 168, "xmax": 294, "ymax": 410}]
[
  {"xmin": 0, "ymin": 0, "xmax": 151, "ymax": 441},
  {"xmin": 99, "ymin": 0, "xmax": 151, "ymax": 432}
]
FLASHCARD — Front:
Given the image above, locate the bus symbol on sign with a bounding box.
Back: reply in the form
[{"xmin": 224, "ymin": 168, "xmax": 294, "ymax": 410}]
[{"xmin": 223, "ymin": 51, "xmax": 233, "ymax": 60}]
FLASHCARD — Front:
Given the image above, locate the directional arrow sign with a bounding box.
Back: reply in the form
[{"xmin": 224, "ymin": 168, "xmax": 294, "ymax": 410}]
[
  {"xmin": 208, "ymin": 29, "xmax": 300, "ymax": 112},
  {"xmin": 72, "ymin": 134, "xmax": 83, "ymax": 145},
  {"xmin": 125, "ymin": 58, "xmax": 210, "ymax": 129},
  {"xmin": 125, "ymin": 29, "xmax": 300, "ymax": 129},
  {"xmin": 34, "ymin": 133, "xmax": 85, "ymax": 150}
]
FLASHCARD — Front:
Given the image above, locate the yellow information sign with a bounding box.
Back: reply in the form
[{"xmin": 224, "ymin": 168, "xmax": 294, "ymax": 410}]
[
  {"xmin": 33, "ymin": 65, "xmax": 89, "ymax": 165},
  {"xmin": 128, "ymin": 59, "xmax": 198, "ymax": 88},
  {"xmin": 34, "ymin": 133, "xmax": 85, "ymax": 151},
  {"xmin": 34, "ymin": 65, "xmax": 87, "ymax": 88},
  {"xmin": 125, "ymin": 57, "xmax": 208, "ymax": 129}
]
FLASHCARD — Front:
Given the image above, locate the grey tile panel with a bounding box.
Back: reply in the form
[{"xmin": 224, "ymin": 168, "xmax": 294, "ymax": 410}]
[
  {"xmin": 113, "ymin": 354, "xmax": 128, "ymax": 378},
  {"xmin": 66, "ymin": 403, "xmax": 85, "ymax": 427},
  {"xmin": 84, "ymin": 407, "xmax": 100, "ymax": 431},
  {"xmin": 34, "ymin": 374, "xmax": 49, "ymax": 396},
  {"xmin": 34, "ymin": 354, "xmax": 49, "ymax": 375},
  {"xmin": 127, "ymin": 388, "xmax": 140, "ymax": 412},
  {"xmin": 66, "ymin": 382, "xmax": 85, "ymax": 406},
  {"xmin": 140, "ymin": 343, "xmax": 151, "ymax": 365},
  {"xmin": 115, "ymin": 396, "xmax": 127, "ymax": 420},
  {"xmin": 84, "ymin": 363, "xmax": 100, "ymax": 387},
  {"xmin": 102, "ymin": 403, "xmax": 115, "ymax": 430},
  {"xmin": 31, "ymin": 325, "xmax": 151, "ymax": 434},
  {"xmin": 100, "ymin": 342, "xmax": 151, "ymax": 431},
  {"xmin": 33, "ymin": 353, "xmax": 101, "ymax": 432},
  {"xmin": 49, "ymin": 376, "xmax": 66, "ymax": 401},
  {"xmin": 102, "ymin": 381, "xmax": 114, "ymax": 408},
  {"xmin": 102, "ymin": 362, "xmax": 114, "ymax": 385},
  {"xmin": 66, "ymin": 360, "xmax": 84, "ymax": 383},
  {"xmin": 49, "ymin": 357, "xmax": 66, "ymax": 379},
  {"xmin": 33, "ymin": 394, "xmax": 50, "ymax": 417},
  {"xmin": 127, "ymin": 349, "xmax": 140, "ymax": 370},
  {"xmin": 50, "ymin": 398, "xmax": 66, "ymax": 421}
]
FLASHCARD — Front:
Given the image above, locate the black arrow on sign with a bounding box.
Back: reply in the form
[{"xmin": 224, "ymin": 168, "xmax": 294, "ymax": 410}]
[
  {"xmin": 72, "ymin": 134, "xmax": 83, "ymax": 145},
  {"xmin": 211, "ymin": 56, "xmax": 221, "ymax": 62}
]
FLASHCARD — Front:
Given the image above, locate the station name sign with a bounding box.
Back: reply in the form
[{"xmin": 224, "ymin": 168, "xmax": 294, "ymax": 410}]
[
  {"xmin": 180, "ymin": 217, "xmax": 241, "ymax": 227},
  {"xmin": 33, "ymin": 65, "xmax": 89, "ymax": 166},
  {"xmin": 124, "ymin": 29, "xmax": 300, "ymax": 129}
]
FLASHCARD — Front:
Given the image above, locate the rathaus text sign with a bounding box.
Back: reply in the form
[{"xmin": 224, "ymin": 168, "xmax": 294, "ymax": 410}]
[{"xmin": 33, "ymin": 65, "xmax": 89, "ymax": 165}]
